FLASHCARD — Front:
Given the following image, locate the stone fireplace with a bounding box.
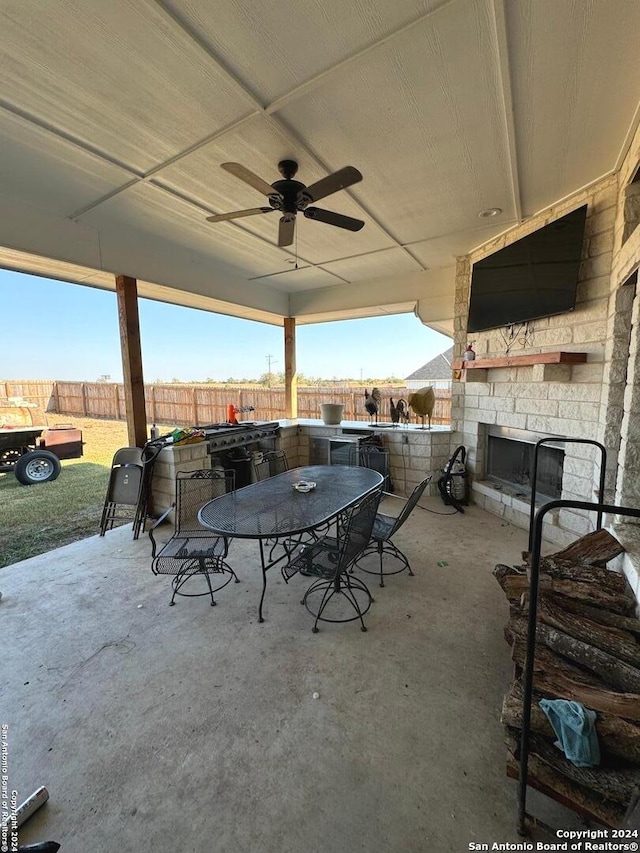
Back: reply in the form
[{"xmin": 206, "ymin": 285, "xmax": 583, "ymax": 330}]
[{"xmin": 449, "ymin": 122, "xmax": 640, "ymax": 568}]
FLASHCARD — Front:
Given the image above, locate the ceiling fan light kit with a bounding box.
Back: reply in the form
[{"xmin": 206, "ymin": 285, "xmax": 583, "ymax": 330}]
[{"xmin": 206, "ymin": 159, "xmax": 365, "ymax": 247}]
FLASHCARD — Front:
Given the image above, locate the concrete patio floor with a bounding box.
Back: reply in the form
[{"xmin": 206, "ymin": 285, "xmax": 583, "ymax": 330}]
[{"xmin": 3, "ymin": 496, "xmax": 580, "ymax": 852}]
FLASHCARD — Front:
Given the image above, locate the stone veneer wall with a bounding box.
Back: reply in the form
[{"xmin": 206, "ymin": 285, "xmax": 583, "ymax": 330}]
[
  {"xmin": 451, "ymin": 120, "xmax": 640, "ymax": 549},
  {"xmin": 611, "ymin": 128, "xmax": 640, "ymax": 519}
]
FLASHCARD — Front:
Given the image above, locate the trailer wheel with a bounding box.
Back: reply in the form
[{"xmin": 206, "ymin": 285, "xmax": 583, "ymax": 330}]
[
  {"xmin": 14, "ymin": 450, "xmax": 61, "ymax": 485},
  {"xmin": 0, "ymin": 448, "xmax": 24, "ymax": 468}
]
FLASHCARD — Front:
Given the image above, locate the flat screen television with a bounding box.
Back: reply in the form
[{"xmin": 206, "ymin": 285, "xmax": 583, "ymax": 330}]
[{"xmin": 467, "ymin": 204, "xmax": 588, "ymax": 333}]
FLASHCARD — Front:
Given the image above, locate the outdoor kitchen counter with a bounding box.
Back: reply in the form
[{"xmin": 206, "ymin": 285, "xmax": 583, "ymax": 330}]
[
  {"xmin": 277, "ymin": 418, "xmax": 452, "ymax": 433},
  {"xmin": 150, "ymin": 419, "xmax": 454, "ymax": 521},
  {"xmin": 280, "ymin": 420, "xmax": 454, "ymax": 498}
]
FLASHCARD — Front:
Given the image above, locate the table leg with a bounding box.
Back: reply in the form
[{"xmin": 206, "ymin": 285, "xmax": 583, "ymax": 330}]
[
  {"xmin": 258, "ymin": 539, "xmax": 268, "ymax": 623},
  {"xmin": 255, "ymin": 531, "xmax": 324, "ymax": 623}
]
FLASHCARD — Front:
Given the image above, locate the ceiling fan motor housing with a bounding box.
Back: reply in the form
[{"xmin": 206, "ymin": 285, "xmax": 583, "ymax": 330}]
[{"xmin": 269, "ymin": 178, "xmax": 307, "ymax": 214}]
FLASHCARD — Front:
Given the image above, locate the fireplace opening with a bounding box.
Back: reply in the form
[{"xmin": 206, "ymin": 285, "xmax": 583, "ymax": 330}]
[{"xmin": 487, "ymin": 435, "xmax": 564, "ymax": 499}]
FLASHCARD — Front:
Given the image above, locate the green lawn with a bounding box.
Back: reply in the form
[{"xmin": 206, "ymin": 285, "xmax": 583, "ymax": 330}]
[{"xmin": 0, "ymin": 416, "xmax": 169, "ymax": 569}]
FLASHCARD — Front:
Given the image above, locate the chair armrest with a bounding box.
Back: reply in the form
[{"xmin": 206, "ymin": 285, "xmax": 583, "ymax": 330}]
[{"xmin": 378, "ymin": 492, "xmax": 408, "ymax": 519}]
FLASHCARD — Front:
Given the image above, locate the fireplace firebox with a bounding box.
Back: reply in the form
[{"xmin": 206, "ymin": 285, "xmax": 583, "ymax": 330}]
[{"xmin": 486, "ymin": 427, "xmax": 564, "ymax": 499}]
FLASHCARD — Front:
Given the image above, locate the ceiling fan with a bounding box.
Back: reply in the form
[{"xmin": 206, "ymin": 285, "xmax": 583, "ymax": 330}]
[{"xmin": 206, "ymin": 160, "xmax": 364, "ymax": 247}]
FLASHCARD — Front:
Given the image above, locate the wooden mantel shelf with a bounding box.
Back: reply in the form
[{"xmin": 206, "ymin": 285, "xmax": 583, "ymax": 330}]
[{"xmin": 451, "ymin": 351, "xmax": 588, "ymax": 371}]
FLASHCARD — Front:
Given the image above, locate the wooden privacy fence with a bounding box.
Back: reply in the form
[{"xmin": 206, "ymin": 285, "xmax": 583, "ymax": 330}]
[
  {"xmin": 3, "ymin": 380, "xmax": 452, "ymax": 426},
  {"xmin": 1, "ymin": 380, "xmax": 57, "ymax": 412}
]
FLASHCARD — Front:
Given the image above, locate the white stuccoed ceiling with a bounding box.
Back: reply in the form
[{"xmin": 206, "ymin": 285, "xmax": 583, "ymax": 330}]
[{"xmin": 1, "ymin": 0, "xmax": 639, "ymax": 332}]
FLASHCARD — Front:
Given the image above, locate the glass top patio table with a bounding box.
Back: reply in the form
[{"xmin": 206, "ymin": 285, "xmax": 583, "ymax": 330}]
[{"xmin": 198, "ymin": 465, "xmax": 383, "ymax": 621}]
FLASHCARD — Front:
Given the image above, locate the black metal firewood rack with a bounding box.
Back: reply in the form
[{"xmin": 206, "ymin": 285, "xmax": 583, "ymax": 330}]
[
  {"xmin": 527, "ymin": 437, "xmax": 607, "ymax": 555},
  {"xmin": 518, "ymin": 496, "xmax": 640, "ymax": 835}
]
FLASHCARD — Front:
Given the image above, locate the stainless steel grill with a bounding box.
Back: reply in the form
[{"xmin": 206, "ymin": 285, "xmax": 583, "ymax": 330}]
[{"xmin": 201, "ymin": 421, "xmax": 280, "ymax": 452}]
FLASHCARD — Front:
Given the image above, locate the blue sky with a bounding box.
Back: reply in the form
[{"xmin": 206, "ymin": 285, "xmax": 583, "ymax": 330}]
[{"xmin": 1, "ymin": 269, "xmax": 451, "ymax": 382}]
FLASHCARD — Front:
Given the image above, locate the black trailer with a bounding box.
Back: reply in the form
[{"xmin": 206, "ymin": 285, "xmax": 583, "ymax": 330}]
[{"xmin": 0, "ymin": 425, "xmax": 83, "ymax": 485}]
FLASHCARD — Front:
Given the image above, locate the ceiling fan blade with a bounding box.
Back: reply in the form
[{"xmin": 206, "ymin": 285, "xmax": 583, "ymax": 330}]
[
  {"xmin": 206, "ymin": 207, "xmax": 275, "ymax": 222},
  {"xmin": 221, "ymin": 162, "xmax": 280, "ymax": 198},
  {"xmin": 278, "ymin": 215, "xmax": 295, "ymax": 247},
  {"xmin": 302, "ymin": 166, "xmax": 363, "ymax": 203},
  {"xmin": 304, "ymin": 207, "xmax": 365, "ymax": 232}
]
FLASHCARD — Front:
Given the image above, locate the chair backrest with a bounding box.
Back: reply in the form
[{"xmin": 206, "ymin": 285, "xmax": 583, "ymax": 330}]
[
  {"xmin": 112, "ymin": 447, "xmax": 144, "ymax": 467},
  {"xmin": 387, "ymin": 475, "xmax": 432, "ymax": 538},
  {"xmin": 265, "ymin": 450, "xmax": 288, "ymax": 475},
  {"xmin": 358, "ymin": 445, "xmax": 389, "ymax": 479},
  {"xmin": 174, "ymin": 469, "xmax": 235, "ymax": 535},
  {"xmin": 107, "ymin": 464, "xmax": 143, "ymax": 505},
  {"xmin": 253, "ymin": 457, "xmax": 271, "ymax": 482},
  {"xmin": 338, "ymin": 488, "xmax": 383, "ymax": 571},
  {"xmin": 346, "ymin": 443, "xmax": 390, "ymax": 485}
]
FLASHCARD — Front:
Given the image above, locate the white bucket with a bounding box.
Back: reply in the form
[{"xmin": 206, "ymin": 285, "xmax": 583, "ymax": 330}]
[{"xmin": 320, "ymin": 403, "xmax": 344, "ymax": 425}]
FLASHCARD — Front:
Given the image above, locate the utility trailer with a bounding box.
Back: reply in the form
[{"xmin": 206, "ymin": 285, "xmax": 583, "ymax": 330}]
[{"xmin": 0, "ymin": 425, "xmax": 84, "ymax": 485}]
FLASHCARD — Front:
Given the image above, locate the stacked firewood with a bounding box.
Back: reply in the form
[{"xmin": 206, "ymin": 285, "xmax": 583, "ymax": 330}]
[{"xmin": 494, "ymin": 529, "xmax": 640, "ymax": 827}]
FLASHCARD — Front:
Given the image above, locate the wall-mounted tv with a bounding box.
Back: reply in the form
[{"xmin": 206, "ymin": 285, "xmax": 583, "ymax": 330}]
[{"xmin": 467, "ymin": 204, "xmax": 588, "ymax": 333}]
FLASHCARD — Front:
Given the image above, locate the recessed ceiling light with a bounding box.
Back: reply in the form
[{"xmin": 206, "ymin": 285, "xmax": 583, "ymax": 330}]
[
  {"xmin": 478, "ymin": 207, "xmax": 502, "ymax": 218},
  {"xmin": 286, "ymin": 259, "xmax": 297, "ymax": 264}
]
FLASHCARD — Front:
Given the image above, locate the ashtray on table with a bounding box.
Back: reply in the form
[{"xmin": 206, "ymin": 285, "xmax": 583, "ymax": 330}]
[{"xmin": 293, "ymin": 481, "xmax": 317, "ymax": 493}]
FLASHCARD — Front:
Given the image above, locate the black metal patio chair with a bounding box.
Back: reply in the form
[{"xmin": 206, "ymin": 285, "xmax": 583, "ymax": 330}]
[
  {"xmin": 281, "ymin": 487, "xmax": 382, "ymax": 632},
  {"xmin": 150, "ymin": 469, "xmax": 238, "ymax": 607},
  {"xmin": 253, "ymin": 455, "xmax": 272, "ymax": 482},
  {"xmin": 264, "ymin": 449, "xmax": 289, "ymax": 475},
  {"xmin": 351, "ymin": 475, "xmax": 432, "ymax": 587},
  {"xmin": 252, "ymin": 450, "xmax": 288, "ymax": 482},
  {"xmin": 348, "ymin": 443, "xmax": 391, "ymax": 490}
]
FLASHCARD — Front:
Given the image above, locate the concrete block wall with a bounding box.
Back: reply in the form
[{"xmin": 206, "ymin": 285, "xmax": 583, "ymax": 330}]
[
  {"xmin": 277, "ymin": 425, "xmax": 303, "ymax": 469},
  {"xmin": 380, "ymin": 429, "xmax": 452, "ymax": 497}
]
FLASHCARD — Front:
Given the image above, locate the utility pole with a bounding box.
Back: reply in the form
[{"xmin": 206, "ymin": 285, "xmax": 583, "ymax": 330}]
[{"xmin": 266, "ymin": 354, "xmax": 277, "ymax": 388}]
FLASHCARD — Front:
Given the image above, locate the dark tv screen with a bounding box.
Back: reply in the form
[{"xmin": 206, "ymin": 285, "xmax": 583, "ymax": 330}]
[{"xmin": 467, "ymin": 204, "xmax": 587, "ymax": 333}]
